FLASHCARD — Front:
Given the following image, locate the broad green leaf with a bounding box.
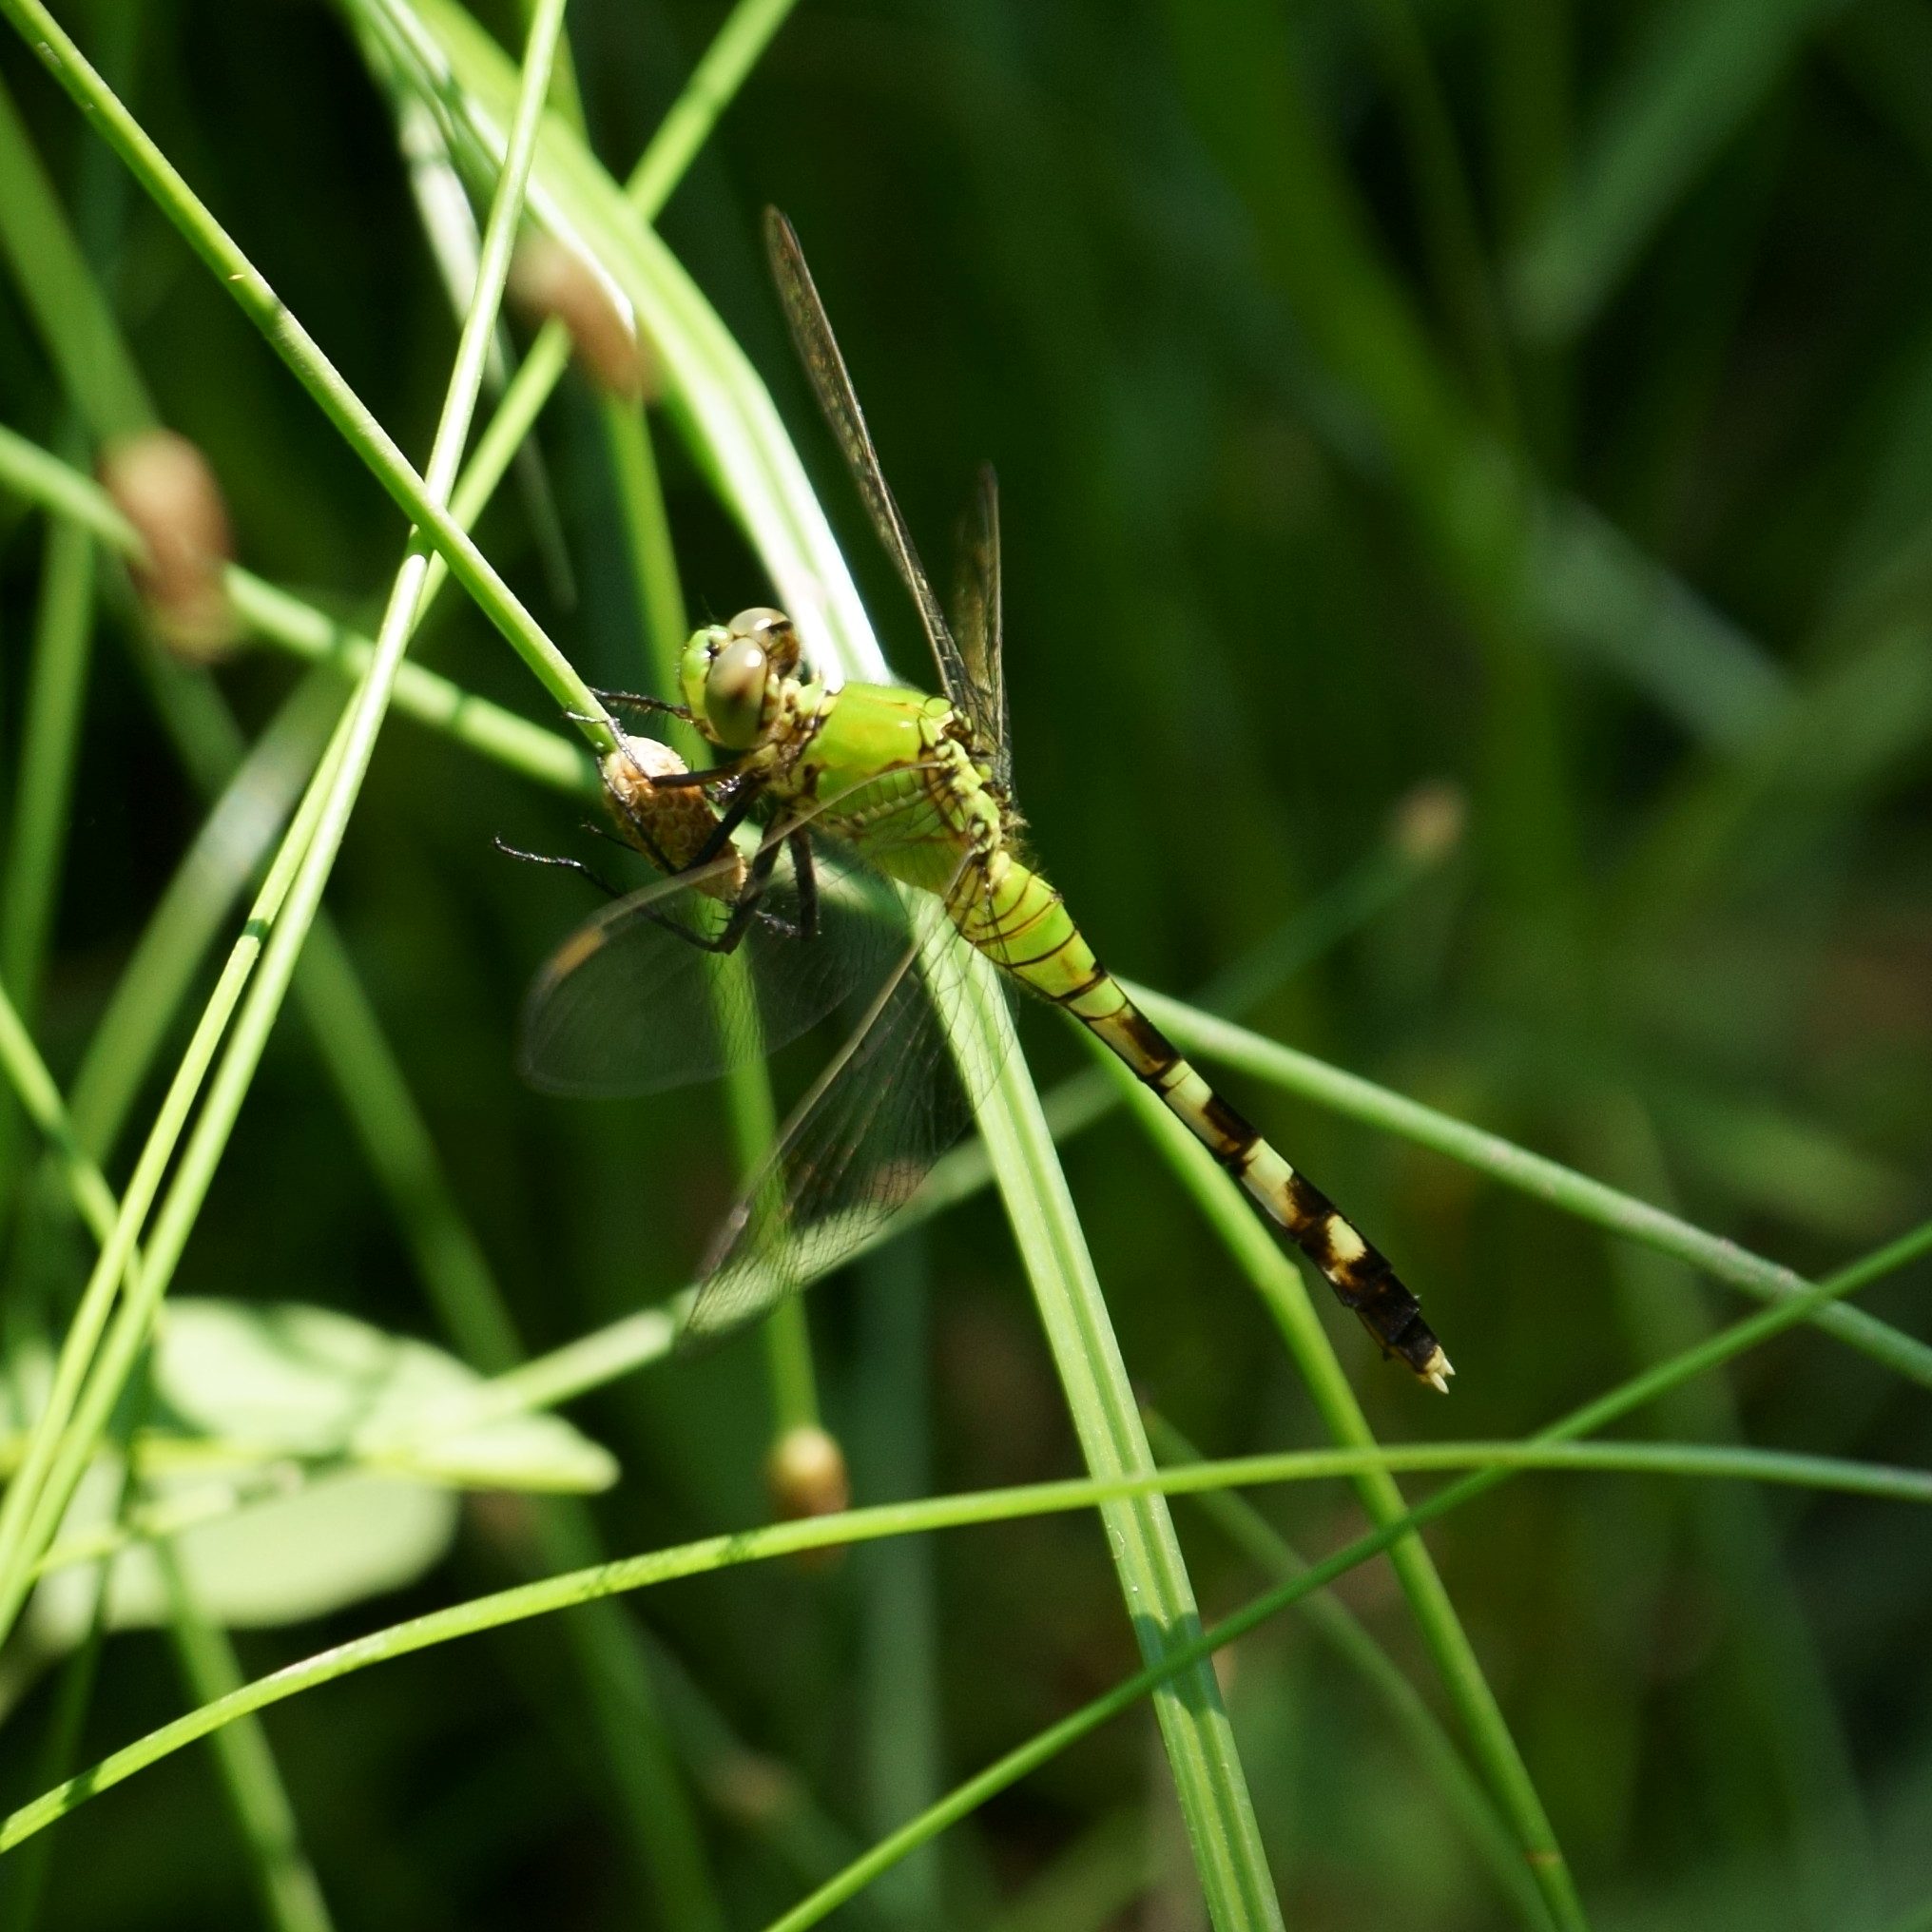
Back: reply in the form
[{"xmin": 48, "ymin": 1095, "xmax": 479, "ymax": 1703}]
[
  {"xmin": 39, "ymin": 1458, "xmax": 458, "ymax": 1635},
  {"xmin": 142, "ymin": 1298, "xmax": 619, "ymax": 1493},
  {"xmin": 1, "ymin": 1299, "xmax": 616, "ymax": 1495},
  {"xmin": 0, "ymin": 1298, "xmax": 617, "ymax": 1670}
]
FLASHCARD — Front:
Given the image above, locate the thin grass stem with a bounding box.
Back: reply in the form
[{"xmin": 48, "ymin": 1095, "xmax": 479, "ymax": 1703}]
[
  {"xmin": 1, "ymin": 493, "xmax": 95, "ymax": 1015},
  {"xmin": 7, "ymin": 1424, "xmax": 1932, "ymax": 1859},
  {"xmin": 1146, "ymin": 1413, "xmax": 1557, "ymax": 1932},
  {"xmin": 1129, "ymin": 983, "xmax": 1932, "ymax": 1388},
  {"xmin": 0, "ymin": 0, "xmax": 606, "ymax": 736},
  {"xmin": 0, "ymin": 70, "xmax": 150, "ymax": 436},
  {"xmin": 0, "ymin": 0, "xmax": 571, "ymax": 1648},
  {"xmin": 0, "ymin": 423, "xmax": 596, "ymax": 801},
  {"xmin": 66, "ymin": 666, "xmax": 341, "ymax": 1159},
  {"xmin": 1095, "ymin": 1045, "xmax": 1587, "ymax": 1928},
  {"xmin": 158, "ymin": 1548, "xmax": 336, "ymax": 1932}
]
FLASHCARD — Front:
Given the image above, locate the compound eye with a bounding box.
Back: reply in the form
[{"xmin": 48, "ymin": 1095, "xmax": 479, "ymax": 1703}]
[{"xmin": 706, "ymin": 633, "xmax": 770, "ymax": 746}]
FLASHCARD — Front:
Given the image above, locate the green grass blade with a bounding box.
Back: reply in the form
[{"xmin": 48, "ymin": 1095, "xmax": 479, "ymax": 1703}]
[
  {"xmin": 1510, "ymin": 0, "xmax": 1846, "ymax": 341},
  {"xmin": 0, "ymin": 977, "xmax": 132, "ymax": 1263},
  {"xmin": 0, "ymin": 0, "xmax": 572, "ymax": 1651},
  {"xmin": 0, "ymin": 69, "xmax": 150, "ymax": 436},
  {"xmin": 158, "ymin": 1548, "xmax": 337, "ymax": 1932},
  {"xmin": 624, "ymin": 0, "xmax": 798, "ymax": 215},
  {"xmin": 66, "ymin": 666, "xmax": 340, "ymax": 1160},
  {"xmin": 10, "ymin": 1403, "xmax": 1932, "ymax": 1859},
  {"xmin": 1129, "ymin": 984, "xmax": 1932, "ymax": 1389},
  {"xmin": 1147, "ymin": 1413, "xmax": 1559, "ymax": 1932},
  {"xmin": 0, "ymin": 1466, "xmax": 119, "ymax": 1932},
  {"xmin": 1, "ymin": 502, "xmax": 95, "ymax": 1020},
  {"xmin": 1358, "ymin": 0, "xmax": 1519, "ymax": 435},
  {"xmin": 952, "ymin": 965, "xmax": 1285, "ymax": 1931},
  {"xmin": 854, "ymin": 1243, "xmax": 945, "ymax": 1922},
  {"xmin": 1095, "ymin": 1045, "xmax": 1587, "ymax": 1929}
]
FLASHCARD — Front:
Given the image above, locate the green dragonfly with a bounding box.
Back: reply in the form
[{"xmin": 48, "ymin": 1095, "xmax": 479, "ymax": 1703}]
[{"xmin": 518, "ymin": 211, "xmax": 1451, "ymax": 1390}]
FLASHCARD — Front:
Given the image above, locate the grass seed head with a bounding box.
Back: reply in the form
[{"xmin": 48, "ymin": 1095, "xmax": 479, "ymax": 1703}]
[{"xmin": 98, "ymin": 429, "xmax": 238, "ymax": 662}]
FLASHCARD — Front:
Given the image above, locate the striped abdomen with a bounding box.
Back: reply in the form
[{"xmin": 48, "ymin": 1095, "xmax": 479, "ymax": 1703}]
[{"xmin": 956, "ymin": 852, "xmax": 1452, "ymax": 1390}]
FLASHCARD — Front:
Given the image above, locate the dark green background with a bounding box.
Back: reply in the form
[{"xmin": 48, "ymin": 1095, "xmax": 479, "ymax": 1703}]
[{"xmin": 4, "ymin": 1, "xmax": 1932, "ymax": 1925}]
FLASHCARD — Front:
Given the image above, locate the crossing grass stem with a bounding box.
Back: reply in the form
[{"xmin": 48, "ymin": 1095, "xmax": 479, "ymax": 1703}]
[
  {"xmin": 0, "ymin": 0, "xmax": 573, "ymax": 1652},
  {"xmin": 6, "ymin": 1418, "xmax": 1932, "ymax": 1858}
]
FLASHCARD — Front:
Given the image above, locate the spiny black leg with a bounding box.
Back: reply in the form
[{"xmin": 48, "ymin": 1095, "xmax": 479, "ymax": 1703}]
[
  {"xmin": 789, "ymin": 830, "xmax": 819, "ymax": 943},
  {"xmin": 592, "ymin": 687, "xmax": 694, "ymax": 724},
  {"xmin": 708, "ymin": 837, "xmax": 786, "ymax": 952},
  {"xmin": 643, "ymin": 764, "xmax": 742, "ymax": 791},
  {"xmin": 690, "ymin": 776, "xmax": 766, "ymax": 868},
  {"xmin": 575, "ymin": 813, "xmax": 674, "ymax": 878},
  {"xmin": 493, "ymin": 837, "xmax": 623, "ymax": 899},
  {"xmin": 639, "ymin": 835, "xmax": 784, "ymax": 956}
]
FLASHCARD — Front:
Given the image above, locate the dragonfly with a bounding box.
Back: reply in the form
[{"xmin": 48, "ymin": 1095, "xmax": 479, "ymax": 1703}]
[{"xmin": 517, "ymin": 210, "xmax": 1452, "ymax": 1391}]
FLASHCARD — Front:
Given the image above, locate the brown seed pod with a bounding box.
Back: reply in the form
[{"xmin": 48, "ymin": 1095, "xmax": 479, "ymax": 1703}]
[
  {"xmin": 509, "ymin": 232, "xmax": 657, "ymax": 403},
  {"xmin": 1387, "ymin": 779, "xmax": 1467, "ymax": 868},
  {"xmin": 98, "ymin": 429, "xmax": 238, "ymax": 662},
  {"xmin": 765, "ymin": 1422, "xmax": 851, "ymax": 1553}
]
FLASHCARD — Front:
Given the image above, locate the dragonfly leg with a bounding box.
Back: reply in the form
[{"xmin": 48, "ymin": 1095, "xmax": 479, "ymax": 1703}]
[
  {"xmin": 789, "ymin": 830, "xmax": 818, "ymax": 943},
  {"xmin": 640, "ymin": 763, "xmax": 743, "ymax": 791},
  {"xmin": 591, "ymin": 687, "xmax": 695, "ymax": 724},
  {"xmin": 688, "ymin": 775, "xmax": 766, "ymax": 868},
  {"xmin": 639, "ymin": 834, "xmax": 791, "ymax": 955},
  {"xmin": 492, "ymin": 836, "xmax": 622, "ymax": 899},
  {"xmin": 579, "ymin": 815, "xmax": 682, "ymax": 875}
]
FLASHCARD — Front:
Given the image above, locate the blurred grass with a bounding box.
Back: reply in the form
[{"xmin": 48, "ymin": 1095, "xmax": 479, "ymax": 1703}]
[{"xmin": 2, "ymin": 2, "xmax": 1931, "ymax": 1929}]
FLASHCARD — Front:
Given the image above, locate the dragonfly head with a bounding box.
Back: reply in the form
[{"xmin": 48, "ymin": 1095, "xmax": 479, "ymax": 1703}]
[{"xmin": 680, "ymin": 607, "xmax": 802, "ymax": 749}]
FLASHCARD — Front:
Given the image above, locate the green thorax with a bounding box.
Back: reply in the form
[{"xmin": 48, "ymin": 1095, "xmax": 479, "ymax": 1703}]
[
  {"xmin": 795, "ymin": 681, "xmax": 953, "ymax": 796},
  {"xmin": 774, "ymin": 679, "xmax": 1001, "ymax": 898}
]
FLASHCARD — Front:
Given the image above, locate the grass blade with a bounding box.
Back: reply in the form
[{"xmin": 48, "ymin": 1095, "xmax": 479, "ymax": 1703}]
[
  {"xmin": 0, "ymin": 0, "xmax": 573, "ymax": 1651},
  {"xmin": 1093, "ymin": 1044, "xmax": 1588, "ymax": 1929}
]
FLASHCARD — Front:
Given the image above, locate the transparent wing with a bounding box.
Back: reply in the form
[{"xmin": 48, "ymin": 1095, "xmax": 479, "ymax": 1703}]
[
  {"xmin": 952, "ymin": 462, "xmax": 1012, "ymax": 794},
  {"xmin": 679, "ymin": 882, "xmax": 1014, "ymax": 1348},
  {"xmin": 518, "ymin": 842, "xmax": 902, "ymax": 1097},
  {"xmin": 765, "ymin": 208, "xmax": 973, "ymax": 712}
]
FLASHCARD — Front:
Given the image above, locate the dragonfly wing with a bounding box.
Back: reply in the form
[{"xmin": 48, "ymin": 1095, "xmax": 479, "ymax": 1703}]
[
  {"xmin": 680, "ymin": 891, "xmax": 1014, "ymax": 1347},
  {"xmin": 518, "ymin": 842, "xmax": 894, "ymax": 1097},
  {"xmin": 764, "ymin": 208, "xmax": 974, "ymax": 712},
  {"xmin": 951, "ymin": 462, "xmax": 1012, "ymax": 793}
]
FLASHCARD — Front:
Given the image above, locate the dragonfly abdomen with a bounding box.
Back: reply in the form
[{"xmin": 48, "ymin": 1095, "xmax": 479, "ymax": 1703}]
[
  {"xmin": 960, "ymin": 855, "xmax": 1452, "ymax": 1389},
  {"xmin": 1097, "ymin": 997, "xmax": 1451, "ymax": 1389}
]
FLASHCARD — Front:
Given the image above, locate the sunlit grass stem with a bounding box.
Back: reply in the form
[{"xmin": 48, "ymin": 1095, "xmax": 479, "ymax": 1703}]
[
  {"xmin": 0, "ymin": 0, "xmax": 606, "ymax": 737},
  {"xmin": 1147, "ymin": 1412, "xmax": 1557, "ymax": 1932},
  {"xmin": 1130, "ymin": 984, "xmax": 1932, "ymax": 1387},
  {"xmin": 8, "ymin": 1417, "xmax": 1932, "ymax": 1857},
  {"xmin": 0, "ymin": 0, "xmax": 572, "ymax": 1649},
  {"xmin": 1098, "ymin": 1045, "xmax": 1586, "ymax": 1928}
]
